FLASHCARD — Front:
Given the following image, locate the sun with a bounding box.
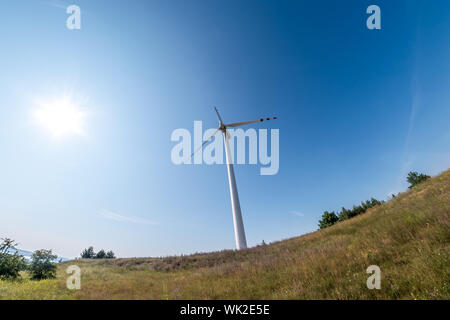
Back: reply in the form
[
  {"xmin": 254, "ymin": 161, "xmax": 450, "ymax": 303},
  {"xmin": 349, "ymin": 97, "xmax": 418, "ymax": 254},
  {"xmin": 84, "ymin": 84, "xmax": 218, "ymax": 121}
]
[{"xmin": 34, "ymin": 95, "xmax": 86, "ymax": 138}]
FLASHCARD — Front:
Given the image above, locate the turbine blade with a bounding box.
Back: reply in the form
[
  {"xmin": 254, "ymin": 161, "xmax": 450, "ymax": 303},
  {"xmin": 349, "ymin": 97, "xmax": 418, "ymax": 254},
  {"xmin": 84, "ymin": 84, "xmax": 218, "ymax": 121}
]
[
  {"xmin": 214, "ymin": 106, "xmax": 224, "ymax": 125},
  {"xmin": 191, "ymin": 128, "xmax": 220, "ymax": 157},
  {"xmin": 226, "ymin": 117, "xmax": 278, "ymax": 128}
]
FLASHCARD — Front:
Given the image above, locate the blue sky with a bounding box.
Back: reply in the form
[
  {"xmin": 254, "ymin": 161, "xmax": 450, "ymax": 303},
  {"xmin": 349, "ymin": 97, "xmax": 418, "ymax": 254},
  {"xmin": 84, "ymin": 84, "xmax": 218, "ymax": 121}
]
[{"xmin": 0, "ymin": 0, "xmax": 449, "ymax": 258}]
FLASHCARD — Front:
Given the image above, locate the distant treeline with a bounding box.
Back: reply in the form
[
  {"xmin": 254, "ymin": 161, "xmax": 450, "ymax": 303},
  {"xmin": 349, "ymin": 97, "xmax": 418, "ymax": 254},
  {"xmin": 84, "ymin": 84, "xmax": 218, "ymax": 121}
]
[
  {"xmin": 318, "ymin": 198, "xmax": 384, "ymax": 229},
  {"xmin": 318, "ymin": 171, "xmax": 430, "ymax": 230},
  {"xmin": 80, "ymin": 246, "xmax": 115, "ymax": 259}
]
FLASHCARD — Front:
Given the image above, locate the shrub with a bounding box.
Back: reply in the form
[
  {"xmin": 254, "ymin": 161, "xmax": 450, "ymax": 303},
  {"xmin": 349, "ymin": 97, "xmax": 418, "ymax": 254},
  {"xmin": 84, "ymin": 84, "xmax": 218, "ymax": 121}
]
[
  {"xmin": 318, "ymin": 211, "xmax": 339, "ymax": 229},
  {"xmin": 0, "ymin": 238, "xmax": 26, "ymax": 281},
  {"xmin": 338, "ymin": 207, "xmax": 351, "ymax": 221},
  {"xmin": 407, "ymin": 171, "xmax": 430, "ymax": 189},
  {"xmin": 95, "ymin": 249, "xmax": 106, "ymax": 259},
  {"xmin": 321, "ymin": 197, "xmax": 384, "ymax": 228},
  {"xmin": 106, "ymin": 251, "xmax": 116, "ymax": 259},
  {"xmin": 81, "ymin": 246, "xmax": 95, "ymax": 259},
  {"xmin": 81, "ymin": 247, "xmax": 116, "ymax": 259},
  {"xmin": 29, "ymin": 249, "xmax": 57, "ymax": 280}
]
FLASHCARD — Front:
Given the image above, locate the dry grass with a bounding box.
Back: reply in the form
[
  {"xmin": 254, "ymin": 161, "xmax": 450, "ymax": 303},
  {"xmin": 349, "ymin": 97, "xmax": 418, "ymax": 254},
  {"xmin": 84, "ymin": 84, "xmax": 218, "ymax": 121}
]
[{"xmin": 1, "ymin": 169, "xmax": 449, "ymax": 299}]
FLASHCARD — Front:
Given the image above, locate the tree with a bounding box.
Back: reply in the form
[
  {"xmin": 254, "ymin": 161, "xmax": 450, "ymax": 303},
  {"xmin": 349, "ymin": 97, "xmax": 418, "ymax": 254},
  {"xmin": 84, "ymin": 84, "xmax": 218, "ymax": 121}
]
[
  {"xmin": 338, "ymin": 207, "xmax": 351, "ymax": 221},
  {"xmin": 318, "ymin": 211, "xmax": 339, "ymax": 229},
  {"xmin": 105, "ymin": 250, "xmax": 116, "ymax": 259},
  {"xmin": 370, "ymin": 197, "xmax": 383, "ymax": 206},
  {"xmin": 407, "ymin": 171, "xmax": 430, "ymax": 189},
  {"xmin": 350, "ymin": 205, "xmax": 364, "ymax": 218},
  {"xmin": 319, "ymin": 197, "xmax": 384, "ymax": 229},
  {"xmin": 29, "ymin": 249, "xmax": 57, "ymax": 280},
  {"xmin": 0, "ymin": 238, "xmax": 26, "ymax": 281},
  {"xmin": 81, "ymin": 246, "xmax": 95, "ymax": 259},
  {"xmin": 94, "ymin": 249, "xmax": 106, "ymax": 259},
  {"xmin": 80, "ymin": 247, "xmax": 115, "ymax": 259}
]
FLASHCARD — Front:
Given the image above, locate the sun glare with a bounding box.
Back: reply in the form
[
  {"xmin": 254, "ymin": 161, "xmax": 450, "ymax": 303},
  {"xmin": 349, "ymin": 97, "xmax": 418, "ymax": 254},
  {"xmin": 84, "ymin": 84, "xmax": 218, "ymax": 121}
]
[{"xmin": 34, "ymin": 96, "xmax": 86, "ymax": 138}]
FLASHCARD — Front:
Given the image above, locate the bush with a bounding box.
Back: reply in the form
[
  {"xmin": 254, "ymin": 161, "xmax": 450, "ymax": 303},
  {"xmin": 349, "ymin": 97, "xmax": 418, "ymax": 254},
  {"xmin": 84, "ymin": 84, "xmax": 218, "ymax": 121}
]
[
  {"xmin": 0, "ymin": 238, "xmax": 26, "ymax": 281},
  {"xmin": 318, "ymin": 211, "xmax": 339, "ymax": 229},
  {"xmin": 338, "ymin": 207, "xmax": 351, "ymax": 221},
  {"xmin": 95, "ymin": 249, "xmax": 106, "ymax": 259},
  {"xmin": 320, "ymin": 197, "xmax": 384, "ymax": 229},
  {"xmin": 81, "ymin": 247, "xmax": 116, "ymax": 259},
  {"xmin": 407, "ymin": 171, "xmax": 430, "ymax": 189},
  {"xmin": 29, "ymin": 249, "xmax": 57, "ymax": 280},
  {"xmin": 81, "ymin": 246, "xmax": 95, "ymax": 259}
]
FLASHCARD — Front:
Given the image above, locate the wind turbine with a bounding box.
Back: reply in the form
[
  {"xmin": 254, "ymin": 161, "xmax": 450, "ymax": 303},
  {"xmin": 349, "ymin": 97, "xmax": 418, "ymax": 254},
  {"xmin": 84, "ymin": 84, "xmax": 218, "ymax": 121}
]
[{"xmin": 192, "ymin": 107, "xmax": 278, "ymax": 250}]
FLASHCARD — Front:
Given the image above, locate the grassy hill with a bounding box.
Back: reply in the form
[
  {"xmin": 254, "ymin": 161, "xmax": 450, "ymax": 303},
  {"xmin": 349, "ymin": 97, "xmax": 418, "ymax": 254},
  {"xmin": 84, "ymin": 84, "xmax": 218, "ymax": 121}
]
[{"xmin": 1, "ymin": 169, "xmax": 449, "ymax": 300}]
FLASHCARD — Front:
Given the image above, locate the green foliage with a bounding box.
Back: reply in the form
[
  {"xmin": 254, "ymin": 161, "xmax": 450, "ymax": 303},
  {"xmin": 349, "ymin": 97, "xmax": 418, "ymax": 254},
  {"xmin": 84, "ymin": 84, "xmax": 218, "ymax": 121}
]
[
  {"xmin": 407, "ymin": 171, "xmax": 430, "ymax": 189},
  {"xmin": 81, "ymin": 246, "xmax": 95, "ymax": 259},
  {"xmin": 0, "ymin": 238, "xmax": 26, "ymax": 281},
  {"xmin": 95, "ymin": 249, "xmax": 106, "ymax": 259},
  {"xmin": 315, "ymin": 170, "xmax": 429, "ymax": 229},
  {"xmin": 318, "ymin": 211, "xmax": 339, "ymax": 229},
  {"xmin": 81, "ymin": 246, "xmax": 115, "ymax": 259},
  {"xmin": 317, "ymin": 170, "xmax": 430, "ymax": 229},
  {"xmin": 338, "ymin": 207, "xmax": 351, "ymax": 221},
  {"xmin": 321, "ymin": 198, "xmax": 384, "ymax": 229},
  {"xmin": 105, "ymin": 251, "xmax": 116, "ymax": 259},
  {"xmin": 29, "ymin": 249, "xmax": 57, "ymax": 280}
]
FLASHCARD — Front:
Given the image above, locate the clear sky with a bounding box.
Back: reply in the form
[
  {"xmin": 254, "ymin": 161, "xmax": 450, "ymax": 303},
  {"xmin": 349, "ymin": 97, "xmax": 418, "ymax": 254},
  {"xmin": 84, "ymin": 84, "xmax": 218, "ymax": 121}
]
[{"xmin": 0, "ymin": 0, "xmax": 449, "ymax": 258}]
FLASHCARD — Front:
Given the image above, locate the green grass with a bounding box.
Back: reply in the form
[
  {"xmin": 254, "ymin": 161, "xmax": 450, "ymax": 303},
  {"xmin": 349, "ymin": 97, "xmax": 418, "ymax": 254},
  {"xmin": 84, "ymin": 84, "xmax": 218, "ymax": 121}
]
[{"xmin": 1, "ymin": 169, "xmax": 449, "ymax": 299}]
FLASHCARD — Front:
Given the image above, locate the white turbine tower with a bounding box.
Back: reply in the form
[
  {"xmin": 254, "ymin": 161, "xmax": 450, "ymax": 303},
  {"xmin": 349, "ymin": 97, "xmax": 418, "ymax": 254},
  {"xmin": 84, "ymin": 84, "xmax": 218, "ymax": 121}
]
[{"xmin": 192, "ymin": 107, "xmax": 278, "ymax": 250}]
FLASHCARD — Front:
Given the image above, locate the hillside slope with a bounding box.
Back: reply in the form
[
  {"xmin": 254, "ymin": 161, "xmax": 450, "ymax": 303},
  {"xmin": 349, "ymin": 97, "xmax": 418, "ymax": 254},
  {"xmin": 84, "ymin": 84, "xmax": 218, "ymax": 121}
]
[{"xmin": 1, "ymin": 169, "xmax": 449, "ymax": 299}]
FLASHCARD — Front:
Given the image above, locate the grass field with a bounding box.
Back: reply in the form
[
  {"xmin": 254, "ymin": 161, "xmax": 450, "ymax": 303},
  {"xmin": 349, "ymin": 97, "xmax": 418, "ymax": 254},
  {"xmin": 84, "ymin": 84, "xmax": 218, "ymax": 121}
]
[{"xmin": 1, "ymin": 169, "xmax": 449, "ymax": 300}]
